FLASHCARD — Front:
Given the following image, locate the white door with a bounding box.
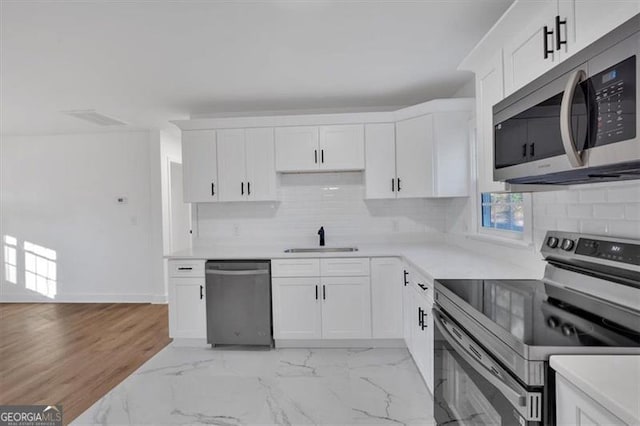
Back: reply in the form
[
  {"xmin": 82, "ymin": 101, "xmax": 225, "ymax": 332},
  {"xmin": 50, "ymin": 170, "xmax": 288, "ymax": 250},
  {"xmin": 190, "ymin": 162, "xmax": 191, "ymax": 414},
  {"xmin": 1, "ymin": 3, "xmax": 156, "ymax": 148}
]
[
  {"xmin": 181, "ymin": 130, "xmax": 218, "ymax": 202},
  {"xmin": 217, "ymin": 129, "xmax": 247, "ymax": 202},
  {"xmin": 170, "ymin": 278, "xmax": 206, "ymax": 338},
  {"xmin": 559, "ymin": 1, "xmax": 640, "ymax": 60},
  {"xmin": 503, "ymin": 1, "xmax": 558, "ymax": 95},
  {"xmin": 476, "ymin": 51, "xmax": 507, "ymax": 194},
  {"xmin": 395, "ymin": 115, "xmax": 434, "ymax": 198},
  {"xmin": 371, "ymin": 258, "xmax": 403, "ymax": 339},
  {"xmin": 168, "ymin": 161, "xmax": 191, "ymax": 252},
  {"xmin": 245, "ymin": 128, "xmax": 277, "ymax": 201},
  {"xmin": 272, "ymin": 277, "xmax": 322, "ymax": 340},
  {"xmin": 321, "ymin": 276, "xmax": 372, "ymax": 339},
  {"xmin": 319, "ymin": 124, "xmax": 365, "ymax": 171},
  {"xmin": 274, "ymin": 126, "xmax": 319, "ymax": 172},
  {"xmin": 365, "ymin": 123, "xmax": 397, "ymax": 199}
]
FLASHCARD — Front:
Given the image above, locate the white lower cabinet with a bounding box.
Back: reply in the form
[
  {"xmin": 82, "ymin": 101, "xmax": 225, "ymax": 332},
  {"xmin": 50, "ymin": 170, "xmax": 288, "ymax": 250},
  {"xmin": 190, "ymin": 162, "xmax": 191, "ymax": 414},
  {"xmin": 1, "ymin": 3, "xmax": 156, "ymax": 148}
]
[
  {"xmin": 371, "ymin": 258, "xmax": 403, "ymax": 338},
  {"xmin": 321, "ymin": 276, "xmax": 371, "ymax": 339},
  {"xmin": 272, "ymin": 277, "xmax": 322, "ymax": 340},
  {"xmin": 271, "ymin": 257, "xmax": 371, "ymax": 340},
  {"xmin": 556, "ymin": 374, "xmax": 626, "ymax": 425},
  {"xmin": 169, "ymin": 277, "xmax": 206, "ymax": 339}
]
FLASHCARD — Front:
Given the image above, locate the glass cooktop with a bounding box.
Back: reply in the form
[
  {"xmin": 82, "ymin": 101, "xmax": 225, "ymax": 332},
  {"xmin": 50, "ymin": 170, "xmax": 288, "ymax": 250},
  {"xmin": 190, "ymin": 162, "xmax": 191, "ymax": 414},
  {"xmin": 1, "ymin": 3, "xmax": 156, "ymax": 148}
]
[{"xmin": 435, "ymin": 278, "xmax": 640, "ymax": 348}]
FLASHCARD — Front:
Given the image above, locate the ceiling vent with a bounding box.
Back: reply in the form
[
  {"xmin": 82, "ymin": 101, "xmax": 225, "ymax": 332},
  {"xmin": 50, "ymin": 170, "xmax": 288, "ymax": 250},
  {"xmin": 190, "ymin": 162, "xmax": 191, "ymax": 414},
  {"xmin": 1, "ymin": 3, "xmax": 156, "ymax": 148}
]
[{"xmin": 63, "ymin": 110, "xmax": 127, "ymax": 126}]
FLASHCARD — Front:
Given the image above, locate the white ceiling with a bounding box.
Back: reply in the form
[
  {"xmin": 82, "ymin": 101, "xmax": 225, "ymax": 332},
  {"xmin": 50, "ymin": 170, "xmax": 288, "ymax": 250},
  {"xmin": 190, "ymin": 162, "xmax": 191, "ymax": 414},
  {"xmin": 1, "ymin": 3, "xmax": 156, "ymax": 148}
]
[{"xmin": 0, "ymin": 1, "xmax": 513, "ymax": 136}]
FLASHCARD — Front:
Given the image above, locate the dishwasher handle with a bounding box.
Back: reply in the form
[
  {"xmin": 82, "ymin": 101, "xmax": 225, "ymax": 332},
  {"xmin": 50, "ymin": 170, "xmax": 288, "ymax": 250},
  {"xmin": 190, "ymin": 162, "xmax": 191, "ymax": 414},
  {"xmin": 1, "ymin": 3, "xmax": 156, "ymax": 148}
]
[{"xmin": 206, "ymin": 269, "xmax": 270, "ymax": 276}]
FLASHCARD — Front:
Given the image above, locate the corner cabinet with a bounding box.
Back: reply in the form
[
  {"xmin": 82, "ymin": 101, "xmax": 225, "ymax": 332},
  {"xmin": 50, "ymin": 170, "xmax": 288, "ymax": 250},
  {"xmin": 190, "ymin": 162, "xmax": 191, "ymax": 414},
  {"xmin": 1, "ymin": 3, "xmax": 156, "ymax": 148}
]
[
  {"xmin": 217, "ymin": 128, "xmax": 277, "ymax": 202},
  {"xmin": 275, "ymin": 124, "xmax": 365, "ymax": 172},
  {"xmin": 556, "ymin": 374, "xmax": 627, "ymax": 425},
  {"xmin": 394, "ymin": 112, "xmax": 470, "ymax": 198},
  {"xmin": 182, "ymin": 130, "xmax": 218, "ymax": 203}
]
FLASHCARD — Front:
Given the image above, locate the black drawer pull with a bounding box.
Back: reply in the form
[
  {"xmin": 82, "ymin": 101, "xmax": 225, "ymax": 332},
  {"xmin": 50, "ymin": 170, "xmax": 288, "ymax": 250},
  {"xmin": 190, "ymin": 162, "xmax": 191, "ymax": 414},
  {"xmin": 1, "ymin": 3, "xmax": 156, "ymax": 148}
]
[
  {"xmin": 177, "ymin": 267, "xmax": 193, "ymax": 271},
  {"xmin": 321, "ymin": 149, "xmax": 324, "ymax": 163},
  {"xmin": 555, "ymin": 15, "xmax": 567, "ymax": 50},
  {"xmin": 543, "ymin": 25, "xmax": 554, "ymax": 59},
  {"xmin": 314, "ymin": 149, "xmax": 318, "ymax": 164},
  {"xmin": 247, "ymin": 182, "xmax": 251, "ymax": 195},
  {"xmin": 211, "ymin": 182, "xmax": 215, "ymax": 196},
  {"xmin": 392, "ymin": 178, "xmax": 395, "ymax": 192},
  {"xmin": 522, "ymin": 143, "xmax": 527, "ymax": 157},
  {"xmin": 323, "ymin": 285, "xmax": 326, "ymax": 300},
  {"xmin": 241, "ymin": 182, "xmax": 244, "ymax": 195},
  {"xmin": 403, "ymin": 270, "xmax": 408, "ymax": 286},
  {"xmin": 199, "ymin": 285, "xmax": 204, "ymax": 300},
  {"xmin": 418, "ymin": 283, "xmax": 428, "ymax": 291},
  {"xmin": 397, "ymin": 178, "xmax": 401, "ymax": 191},
  {"xmin": 315, "ymin": 285, "xmax": 318, "ymax": 300}
]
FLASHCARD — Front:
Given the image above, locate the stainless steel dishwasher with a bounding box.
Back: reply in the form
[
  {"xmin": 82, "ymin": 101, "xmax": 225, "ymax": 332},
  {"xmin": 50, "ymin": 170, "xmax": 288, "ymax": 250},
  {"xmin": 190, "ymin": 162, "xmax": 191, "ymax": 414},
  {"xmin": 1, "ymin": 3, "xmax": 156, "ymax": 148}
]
[{"xmin": 205, "ymin": 260, "xmax": 272, "ymax": 347}]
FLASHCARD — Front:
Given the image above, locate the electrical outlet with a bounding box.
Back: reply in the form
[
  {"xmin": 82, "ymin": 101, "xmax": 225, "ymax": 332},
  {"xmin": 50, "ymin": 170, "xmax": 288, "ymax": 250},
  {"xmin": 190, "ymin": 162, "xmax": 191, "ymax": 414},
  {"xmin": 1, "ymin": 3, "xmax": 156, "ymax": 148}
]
[
  {"xmin": 116, "ymin": 196, "xmax": 128, "ymax": 204},
  {"xmin": 233, "ymin": 224, "xmax": 240, "ymax": 236}
]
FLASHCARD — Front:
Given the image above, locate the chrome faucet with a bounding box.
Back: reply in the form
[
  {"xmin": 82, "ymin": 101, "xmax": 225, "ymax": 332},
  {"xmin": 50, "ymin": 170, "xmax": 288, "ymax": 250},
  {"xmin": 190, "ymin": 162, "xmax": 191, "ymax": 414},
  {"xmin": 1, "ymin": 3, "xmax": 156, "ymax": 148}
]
[{"xmin": 318, "ymin": 226, "xmax": 325, "ymax": 246}]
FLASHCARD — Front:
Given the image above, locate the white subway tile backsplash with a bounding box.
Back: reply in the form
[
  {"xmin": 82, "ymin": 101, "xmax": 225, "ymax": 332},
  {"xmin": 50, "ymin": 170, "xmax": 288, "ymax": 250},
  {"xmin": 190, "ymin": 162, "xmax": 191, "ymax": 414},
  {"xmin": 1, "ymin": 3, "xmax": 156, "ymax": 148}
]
[
  {"xmin": 625, "ymin": 204, "xmax": 640, "ymax": 221},
  {"xmin": 579, "ymin": 188, "xmax": 607, "ymax": 204},
  {"xmin": 592, "ymin": 204, "xmax": 625, "ymax": 220},
  {"xmin": 606, "ymin": 182, "xmax": 640, "ymax": 202},
  {"xmin": 567, "ymin": 204, "xmax": 593, "ymax": 219}
]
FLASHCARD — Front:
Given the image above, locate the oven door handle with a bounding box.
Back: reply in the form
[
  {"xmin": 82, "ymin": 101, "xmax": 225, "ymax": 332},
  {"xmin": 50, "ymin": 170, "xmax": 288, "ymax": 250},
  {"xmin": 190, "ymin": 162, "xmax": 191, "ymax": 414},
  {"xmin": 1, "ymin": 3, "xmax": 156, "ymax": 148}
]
[
  {"xmin": 560, "ymin": 68, "xmax": 587, "ymax": 168},
  {"xmin": 433, "ymin": 307, "xmax": 542, "ymax": 422}
]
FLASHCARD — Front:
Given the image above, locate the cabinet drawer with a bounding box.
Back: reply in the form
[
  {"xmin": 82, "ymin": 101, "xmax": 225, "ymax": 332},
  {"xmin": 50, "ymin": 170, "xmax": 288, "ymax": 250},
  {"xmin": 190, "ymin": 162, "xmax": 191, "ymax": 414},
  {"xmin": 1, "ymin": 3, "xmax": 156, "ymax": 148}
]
[
  {"xmin": 168, "ymin": 260, "xmax": 205, "ymax": 277},
  {"xmin": 272, "ymin": 259, "xmax": 320, "ymax": 277},
  {"xmin": 320, "ymin": 258, "xmax": 370, "ymax": 277}
]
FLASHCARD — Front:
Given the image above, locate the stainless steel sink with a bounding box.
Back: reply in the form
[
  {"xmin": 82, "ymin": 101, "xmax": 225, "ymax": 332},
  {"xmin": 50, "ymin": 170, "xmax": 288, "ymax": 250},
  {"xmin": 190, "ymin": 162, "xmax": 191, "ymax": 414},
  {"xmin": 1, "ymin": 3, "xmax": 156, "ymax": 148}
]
[{"xmin": 284, "ymin": 247, "xmax": 358, "ymax": 253}]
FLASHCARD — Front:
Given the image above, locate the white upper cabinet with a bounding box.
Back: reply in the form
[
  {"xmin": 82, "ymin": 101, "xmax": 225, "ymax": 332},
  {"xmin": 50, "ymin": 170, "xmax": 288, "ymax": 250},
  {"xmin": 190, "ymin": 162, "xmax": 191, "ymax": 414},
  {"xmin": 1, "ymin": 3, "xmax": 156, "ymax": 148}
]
[
  {"xmin": 365, "ymin": 123, "xmax": 397, "ymax": 199},
  {"xmin": 395, "ymin": 113, "xmax": 470, "ymax": 198},
  {"xmin": 476, "ymin": 52, "xmax": 507, "ymax": 194},
  {"xmin": 245, "ymin": 128, "xmax": 277, "ymax": 201},
  {"xmin": 274, "ymin": 126, "xmax": 319, "ymax": 172},
  {"xmin": 217, "ymin": 128, "xmax": 276, "ymax": 202},
  {"xmin": 503, "ymin": 0, "xmax": 559, "ymax": 95},
  {"xmin": 559, "ymin": 1, "xmax": 640, "ymax": 60},
  {"xmin": 182, "ymin": 130, "xmax": 218, "ymax": 203},
  {"xmin": 275, "ymin": 125, "xmax": 365, "ymax": 172},
  {"xmin": 318, "ymin": 124, "xmax": 365, "ymax": 171}
]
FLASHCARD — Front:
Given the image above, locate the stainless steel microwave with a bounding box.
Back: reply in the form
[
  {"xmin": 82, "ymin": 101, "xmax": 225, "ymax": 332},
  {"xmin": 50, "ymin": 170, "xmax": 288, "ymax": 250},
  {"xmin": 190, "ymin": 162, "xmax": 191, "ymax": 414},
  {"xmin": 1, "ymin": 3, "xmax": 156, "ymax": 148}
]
[{"xmin": 493, "ymin": 15, "xmax": 639, "ymax": 185}]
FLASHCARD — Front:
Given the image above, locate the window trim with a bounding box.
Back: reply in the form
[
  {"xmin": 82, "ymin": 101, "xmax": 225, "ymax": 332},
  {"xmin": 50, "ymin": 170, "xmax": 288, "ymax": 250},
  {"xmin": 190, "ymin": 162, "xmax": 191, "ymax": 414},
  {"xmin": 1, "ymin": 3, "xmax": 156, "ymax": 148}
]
[{"xmin": 477, "ymin": 192, "xmax": 533, "ymax": 243}]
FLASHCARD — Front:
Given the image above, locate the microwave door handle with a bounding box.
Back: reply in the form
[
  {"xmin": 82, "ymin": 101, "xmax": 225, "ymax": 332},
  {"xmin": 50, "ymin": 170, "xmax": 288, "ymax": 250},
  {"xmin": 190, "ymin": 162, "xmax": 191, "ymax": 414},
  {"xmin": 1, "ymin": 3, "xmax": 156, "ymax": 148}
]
[
  {"xmin": 560, "ymin": 69, "xmax": 587, "ymax": 167},
  {"xmin": 432, "ymin": 309, "xmax": 542, "ymax": 421}
]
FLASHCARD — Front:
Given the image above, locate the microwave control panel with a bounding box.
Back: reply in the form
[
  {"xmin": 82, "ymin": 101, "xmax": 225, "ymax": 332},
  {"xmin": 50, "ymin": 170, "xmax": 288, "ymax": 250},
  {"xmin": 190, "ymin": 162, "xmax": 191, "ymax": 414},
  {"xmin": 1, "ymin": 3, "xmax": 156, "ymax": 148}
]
[{"xmin": 591, "ymin": 55, "xmax": 636, "ymax": 146}]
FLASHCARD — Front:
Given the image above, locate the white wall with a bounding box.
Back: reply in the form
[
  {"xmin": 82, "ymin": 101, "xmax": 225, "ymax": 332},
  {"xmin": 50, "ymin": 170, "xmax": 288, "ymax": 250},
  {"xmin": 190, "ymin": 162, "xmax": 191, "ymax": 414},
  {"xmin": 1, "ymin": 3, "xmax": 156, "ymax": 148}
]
[
  {"xmin": 445, "ymin": 180, "xmax": 640, "ymax": 274},
  {"xmin": 194, "ymin": 172, "xmax": 449, "ymax": 247},
  {"xmin": 0, "ymin": 130, "xmax": 166, "ymax": 302}
]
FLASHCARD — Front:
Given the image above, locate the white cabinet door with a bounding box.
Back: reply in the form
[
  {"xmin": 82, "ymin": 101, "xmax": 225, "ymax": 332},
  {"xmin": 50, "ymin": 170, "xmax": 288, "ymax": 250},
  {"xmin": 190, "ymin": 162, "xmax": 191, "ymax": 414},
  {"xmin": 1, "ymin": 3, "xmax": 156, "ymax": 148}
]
[
  {"xmin": 182, "ymin": 130, "xmax": 218, "ymax": 202},
  {"xmin": 245, "ymin": 128, "xmax": 277, "ymax": 201},
  {"xmin": 423, "ymin": 295, "xmax": 434, "ymax": 394},
  {"xmin": 217, "ymin": 129, "xmax": 247, "ymax": 202},
  {"xmin": 370, "ymin": 258, "xmax": 403, "ymax": 339},
  {"xmin": 432, "ymin": 112, "xmax": 470, "ymax": 197},
  {"xmin": 560, "ymin": 0, "xmax": 640, "ymax": 60},
  {"xmin": 272, "ymin": 277, "xmax": 322, "ymax": 340},
  {"xmin": 319, "ymin": 124, "xmax": 365, "ymax": 171},
  {"xmin": 365, "ymin": 123, "xmax": 397, "ymax": 199},
  {"xmin": 320, "ymin": 257, "xmax": 369, "ymax": 277},
  {"xmin": 556, "ymin": 374, "xmax": 626, "ymax": 425},
  {"xmin": 411, "ymin": 288, "xmax": 431, "ymax": 387},
  {"xmin": 274, "ymin": 126, "xmax": 319, "ymax": 172},
  {"xmin": 476, "ymin": 51, "xmax": 507, "ymax": 194},
  {"xmin": 503, "ymin": 1, "xmax": 558, "ymax": 96},
  {"xmin": 170, "ymin": 278, "xmax": 206, "ymax": 338},
  {"xmin": 402, "ymin": 267, "xmax": 413, "ymax": 347},
  {"xmin": 321, "ymin": 276, "xmax": 372, "ymax": 339},
  {"xmin": 396, "ymin": 115, "xmax": 434, "ymax": 198}
]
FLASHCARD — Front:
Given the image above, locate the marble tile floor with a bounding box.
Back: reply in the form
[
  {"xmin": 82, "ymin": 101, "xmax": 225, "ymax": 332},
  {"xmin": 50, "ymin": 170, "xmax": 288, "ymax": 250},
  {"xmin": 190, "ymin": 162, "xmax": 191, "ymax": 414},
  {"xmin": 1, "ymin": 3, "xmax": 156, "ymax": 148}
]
[{"xmin": 72, "ymin": 344, "xmax": 435, "ymax": 426}]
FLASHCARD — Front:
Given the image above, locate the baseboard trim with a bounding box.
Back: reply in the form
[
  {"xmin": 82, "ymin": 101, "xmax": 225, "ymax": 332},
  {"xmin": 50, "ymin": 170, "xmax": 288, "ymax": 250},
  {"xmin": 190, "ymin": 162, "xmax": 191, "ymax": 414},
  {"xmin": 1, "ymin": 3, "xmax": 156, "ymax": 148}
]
[
  {"xmin": 275, "ymin": 339, "xmax": 405, "ymax": 348},
  {"xmin": 0, "ymin": 293, "xmax": 161, "ymax": 303}
]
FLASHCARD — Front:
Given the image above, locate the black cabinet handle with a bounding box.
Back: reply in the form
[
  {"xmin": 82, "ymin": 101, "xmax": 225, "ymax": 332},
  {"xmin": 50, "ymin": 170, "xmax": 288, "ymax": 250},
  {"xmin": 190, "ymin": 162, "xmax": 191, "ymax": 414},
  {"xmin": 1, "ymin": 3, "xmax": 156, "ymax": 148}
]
[
  {"xmin": 241, "ymin": 182, "xmax": 244, "ymax": 195},
  {"xmin": 418, "ymin": 283, "xmax": 428, "ymax": 291},
  {"xmin": 314, "ymin": 149, "xmax": 318, "ymax": 164},
  {"xmin": 522, "ymin": 143, "xmax": 527, "ymax": 158},
  {"xmin": 529, "ymin": 143, "xmax": 535, "ymax": 158},
  {"xmin": 211, "ymin": 182, "xmax": 215, "ymax": 196},
  {"xmin": 200, "ymin": 285, "xmax": 204, "ymax": 300},
  {"xmin": 403, "ymin": 270, "xmax": 408, "ymax": 286},
  {"xmin": 323, "ymin": 285, "xmax": 326, "ymax": 300},
  {"xmin": 321, "ymin": 149, "xmax": 324, "ymax": 163},
  {"xmin": 392, "ymin": 178, "xmax": 395, "ymax": 192},
  {"xmin": 421, "ymin": 310, "xmax": 428, "ymax": 330},
  {"xmin": 247, "ymin": 182, "xmax": 251, "ymax": 195},
  {"xmin": 418, "ymin": 307, "xmax": 423, "ymax": 327},
  {"xmin": 555, "ymin": 15, "xmax": 567, "ymax": 50},
  {"xmin": 177, "ymin": 267, "xmax": 193, "ymax": 271},
  {"xmin": 543, "ymin": 25, "xmax": 554, "ymax": 59},
  {"xmin": 397, "ymin": 178, "xmax": 401, "ymax": 192},
  {"xmin": 315, "ymin": 285, "xmax": 318, "ymax": 300}
]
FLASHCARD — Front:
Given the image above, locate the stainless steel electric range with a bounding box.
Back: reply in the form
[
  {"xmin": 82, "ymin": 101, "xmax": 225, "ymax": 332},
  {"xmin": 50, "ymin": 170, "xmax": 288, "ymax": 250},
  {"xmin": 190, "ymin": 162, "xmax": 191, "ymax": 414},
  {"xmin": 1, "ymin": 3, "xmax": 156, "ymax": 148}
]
[{"xmin": 433, "ymin": 231, "xmax": 640, "ymax": 425}]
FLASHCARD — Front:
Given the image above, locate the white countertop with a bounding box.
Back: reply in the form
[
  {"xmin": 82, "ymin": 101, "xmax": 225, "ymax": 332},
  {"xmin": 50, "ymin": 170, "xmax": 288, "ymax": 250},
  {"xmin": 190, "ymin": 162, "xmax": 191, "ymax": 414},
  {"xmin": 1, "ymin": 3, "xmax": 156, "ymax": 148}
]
[
  {"xmin": 167, "ymin": 241, "xmax": 540, "ymax": 281},
  {"xmin": 551, "ymin": 355, "xmax": 640, "ymax": 425}
]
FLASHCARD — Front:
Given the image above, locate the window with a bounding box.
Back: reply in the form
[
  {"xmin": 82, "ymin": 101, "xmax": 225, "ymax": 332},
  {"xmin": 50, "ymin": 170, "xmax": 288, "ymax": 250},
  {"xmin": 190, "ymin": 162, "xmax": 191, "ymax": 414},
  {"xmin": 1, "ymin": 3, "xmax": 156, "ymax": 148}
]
[{"xmin": 481, "ymin": 193, "xmax": 525, "ymax": 232}]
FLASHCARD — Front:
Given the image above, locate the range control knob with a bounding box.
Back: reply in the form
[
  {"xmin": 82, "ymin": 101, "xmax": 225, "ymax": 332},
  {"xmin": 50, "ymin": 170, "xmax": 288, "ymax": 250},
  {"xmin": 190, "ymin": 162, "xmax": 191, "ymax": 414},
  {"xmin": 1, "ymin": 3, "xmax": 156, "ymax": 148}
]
[
  {"xmin": 547, "ymin": 316, "xmax": 559, "ymax": 328},
  {"xmin": 546, "ymin": 236, "xmax": 559, "ymax": 248},
  {"xmin": 561, "ymin": 239, "xmax": 575, "ymax": 251},
  {"xmin": 561, "ymin": 324, "xmax": 574, "ymax": 337}
]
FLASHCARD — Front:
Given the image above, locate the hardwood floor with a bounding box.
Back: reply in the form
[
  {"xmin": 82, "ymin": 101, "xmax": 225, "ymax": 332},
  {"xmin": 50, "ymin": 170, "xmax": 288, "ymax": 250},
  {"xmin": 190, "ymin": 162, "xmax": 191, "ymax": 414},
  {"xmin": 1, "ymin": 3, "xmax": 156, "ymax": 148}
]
[{"xmin": 0, "ymin": 303, "xmax": 171, "ymax": 425}]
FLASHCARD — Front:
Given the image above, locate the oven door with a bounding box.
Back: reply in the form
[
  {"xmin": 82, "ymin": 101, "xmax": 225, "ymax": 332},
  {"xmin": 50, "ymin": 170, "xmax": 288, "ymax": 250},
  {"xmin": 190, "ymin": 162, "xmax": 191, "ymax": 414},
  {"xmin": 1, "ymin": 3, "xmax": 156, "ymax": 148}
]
[{"xmin": 433, "ymin": 306, "xmax": 543, "ymax": 426}]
